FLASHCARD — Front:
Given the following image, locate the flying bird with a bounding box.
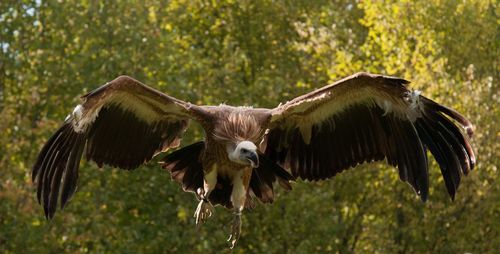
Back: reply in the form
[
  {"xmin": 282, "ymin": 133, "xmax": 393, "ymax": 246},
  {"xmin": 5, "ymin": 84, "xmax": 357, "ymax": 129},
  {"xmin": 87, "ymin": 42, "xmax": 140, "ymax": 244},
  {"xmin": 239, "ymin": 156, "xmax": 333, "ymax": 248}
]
[{"xmin": 32, "ymin": 72, "xmax": 475, "ymax": 248}]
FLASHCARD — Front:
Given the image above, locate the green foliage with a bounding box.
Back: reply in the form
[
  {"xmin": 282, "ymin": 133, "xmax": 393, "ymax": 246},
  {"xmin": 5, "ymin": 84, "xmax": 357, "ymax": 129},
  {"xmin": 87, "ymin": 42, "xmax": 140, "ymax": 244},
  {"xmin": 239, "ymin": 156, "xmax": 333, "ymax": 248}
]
[{"xmin": 1, "ymin": 0, "xmax": 498, "ymax": 253}]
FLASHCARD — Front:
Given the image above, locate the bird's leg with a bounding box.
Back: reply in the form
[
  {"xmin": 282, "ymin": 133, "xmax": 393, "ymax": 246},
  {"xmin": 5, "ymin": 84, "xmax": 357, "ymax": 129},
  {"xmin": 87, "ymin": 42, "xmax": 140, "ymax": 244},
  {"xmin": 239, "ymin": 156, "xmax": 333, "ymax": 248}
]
[
  {"xmin": 194, "ymin": 168, "xmax": 217, "ymax": 227},
  {"xmin": 227, "ymin": 168, "xmax": 251, "ymax": 249},
  {"xmin": 228, "ymin": 210, "xmax": 242, "ymax": 249}
]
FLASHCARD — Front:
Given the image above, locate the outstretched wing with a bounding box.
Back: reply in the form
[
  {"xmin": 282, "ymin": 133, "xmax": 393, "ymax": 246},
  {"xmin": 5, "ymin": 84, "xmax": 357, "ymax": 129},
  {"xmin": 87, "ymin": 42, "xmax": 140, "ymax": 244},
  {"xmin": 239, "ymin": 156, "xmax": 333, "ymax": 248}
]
[
  {"xmin": 265, "ymin": 72, "xmax": 475, "ymax": 201},
  {"xmin": 32, "ymin": 75, "xmax": 203, "ymax": 218}
]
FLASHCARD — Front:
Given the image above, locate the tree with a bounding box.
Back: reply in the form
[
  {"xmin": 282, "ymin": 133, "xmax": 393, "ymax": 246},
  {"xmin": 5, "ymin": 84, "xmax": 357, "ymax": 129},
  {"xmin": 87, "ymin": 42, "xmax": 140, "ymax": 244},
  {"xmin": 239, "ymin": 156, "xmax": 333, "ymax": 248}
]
[{"xmin": 1, "ymin": 0, "xmax": 497, "ymax": 253}]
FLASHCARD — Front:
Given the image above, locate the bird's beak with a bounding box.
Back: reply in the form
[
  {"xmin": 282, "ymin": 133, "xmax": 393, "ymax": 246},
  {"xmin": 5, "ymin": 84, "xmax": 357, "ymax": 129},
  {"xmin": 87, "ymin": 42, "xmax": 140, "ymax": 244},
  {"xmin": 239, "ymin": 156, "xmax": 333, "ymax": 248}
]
[{"xmin": 246, "ymin": 151, "xmax": 259, "ymax": 168}]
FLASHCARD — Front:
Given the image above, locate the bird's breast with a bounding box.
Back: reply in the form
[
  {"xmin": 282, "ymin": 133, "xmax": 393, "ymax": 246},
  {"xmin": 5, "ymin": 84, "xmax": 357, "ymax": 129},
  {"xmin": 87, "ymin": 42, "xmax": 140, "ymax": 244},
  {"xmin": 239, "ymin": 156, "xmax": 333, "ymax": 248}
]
[{"xmin": 212, "ymin": 160, "xmax": 249, "ymax": 180}]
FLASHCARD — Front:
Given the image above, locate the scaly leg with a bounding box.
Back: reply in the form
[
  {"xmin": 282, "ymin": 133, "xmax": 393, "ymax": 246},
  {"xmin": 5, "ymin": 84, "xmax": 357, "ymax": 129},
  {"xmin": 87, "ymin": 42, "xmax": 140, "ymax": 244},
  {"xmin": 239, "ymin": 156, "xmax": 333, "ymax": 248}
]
[
  {"xmin": 227, "ymin": 169, "xmax": 251, "ymax": 249},
  {"xmin": 194, "ymin": 167, "xmax": 217, "ymax": 227},
  {"xmin": 228, "ymin": 210, "xmax": 242, "ymax": 249}
]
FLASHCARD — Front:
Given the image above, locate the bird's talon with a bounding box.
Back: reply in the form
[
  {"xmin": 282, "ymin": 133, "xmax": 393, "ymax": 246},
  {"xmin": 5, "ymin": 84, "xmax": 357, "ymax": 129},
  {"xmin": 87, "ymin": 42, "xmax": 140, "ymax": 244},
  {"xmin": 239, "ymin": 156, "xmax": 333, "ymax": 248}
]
[{"xmin": 194, "ymin": 199, "xmax": 213, "ymax": 227}]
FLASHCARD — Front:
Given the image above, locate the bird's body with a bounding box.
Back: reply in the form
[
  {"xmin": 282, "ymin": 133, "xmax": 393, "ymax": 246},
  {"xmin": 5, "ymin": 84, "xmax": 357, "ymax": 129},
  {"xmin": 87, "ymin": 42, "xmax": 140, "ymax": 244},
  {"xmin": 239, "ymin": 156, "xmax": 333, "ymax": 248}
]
[
  {"xmin": 32, "ymin": 73, "xmax": 475, "ymax": 248},
  {"xmin": 195, "ymin": 106, "xmax": 265, "ymax": 209},
  {"xmin": 163, "ymin": 105, "xmax": 284, "ymax": 239}
]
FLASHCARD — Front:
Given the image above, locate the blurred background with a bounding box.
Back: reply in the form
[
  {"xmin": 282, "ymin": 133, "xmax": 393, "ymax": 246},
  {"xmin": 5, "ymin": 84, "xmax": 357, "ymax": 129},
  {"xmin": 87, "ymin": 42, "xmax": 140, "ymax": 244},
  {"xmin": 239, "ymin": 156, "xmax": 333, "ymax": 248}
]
[{"xmin": 0, "ymin": 0, "xmax": 498, "ymax": 253}]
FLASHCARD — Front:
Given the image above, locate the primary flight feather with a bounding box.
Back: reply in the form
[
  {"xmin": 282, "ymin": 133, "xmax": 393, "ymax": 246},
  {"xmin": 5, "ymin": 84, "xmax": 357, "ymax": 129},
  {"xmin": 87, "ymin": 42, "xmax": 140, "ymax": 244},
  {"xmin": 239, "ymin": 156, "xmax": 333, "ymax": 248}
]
[{"xmin": 32, "ymin": 72, "xmax": 475, "ymax": 248}]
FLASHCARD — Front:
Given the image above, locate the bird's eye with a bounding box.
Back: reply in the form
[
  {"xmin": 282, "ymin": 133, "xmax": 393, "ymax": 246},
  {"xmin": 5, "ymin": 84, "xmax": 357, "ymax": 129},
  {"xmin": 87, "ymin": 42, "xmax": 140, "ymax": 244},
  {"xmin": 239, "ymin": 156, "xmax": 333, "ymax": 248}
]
[{"xmin": 240, "ymin": 148, "xmax": 248, "ymax": 153}]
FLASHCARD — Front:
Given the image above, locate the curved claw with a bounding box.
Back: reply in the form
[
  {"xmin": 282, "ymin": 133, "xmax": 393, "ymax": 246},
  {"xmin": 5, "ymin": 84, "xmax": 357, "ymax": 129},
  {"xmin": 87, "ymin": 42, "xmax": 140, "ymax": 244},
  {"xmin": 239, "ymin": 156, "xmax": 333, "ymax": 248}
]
[
  {"xmin": 227, "ymin": 213, "xmax": 242, "ymax": 249},
  {"xmin": 194, "ymin": 200, "xmax": 214, "ymax": 227}
]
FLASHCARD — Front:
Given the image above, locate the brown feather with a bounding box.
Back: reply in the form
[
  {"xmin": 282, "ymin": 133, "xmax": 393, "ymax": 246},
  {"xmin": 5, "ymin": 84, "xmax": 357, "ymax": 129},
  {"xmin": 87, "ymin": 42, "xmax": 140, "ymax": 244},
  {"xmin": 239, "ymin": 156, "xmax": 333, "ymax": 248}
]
[{"xmin": 265, "ymin": 73, "xmax": 473, "ymax": 201}]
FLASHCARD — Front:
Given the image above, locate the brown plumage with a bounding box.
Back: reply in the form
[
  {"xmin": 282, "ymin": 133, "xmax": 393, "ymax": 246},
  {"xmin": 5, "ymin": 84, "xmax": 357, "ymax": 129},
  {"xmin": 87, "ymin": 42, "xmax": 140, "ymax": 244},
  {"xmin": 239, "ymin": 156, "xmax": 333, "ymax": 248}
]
[
  {"xmin": 213, "ymin": 109, "xmax": 264, "ymax": 143},
  {"xmin": 32, "ymin": 72, "xmax": 475, "ymax": 248}
]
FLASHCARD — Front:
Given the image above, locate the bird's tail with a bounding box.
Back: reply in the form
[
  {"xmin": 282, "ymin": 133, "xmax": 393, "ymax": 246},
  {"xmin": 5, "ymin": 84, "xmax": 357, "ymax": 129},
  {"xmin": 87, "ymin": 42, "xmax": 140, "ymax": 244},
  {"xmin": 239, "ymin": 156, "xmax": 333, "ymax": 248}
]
[
  {"xmin": 160, "ymin": 141, "xmax": 205, "ymax": 194},
  {"xmin": 249, "ymin": 154, "xmax": 293, "ymax": 204}
]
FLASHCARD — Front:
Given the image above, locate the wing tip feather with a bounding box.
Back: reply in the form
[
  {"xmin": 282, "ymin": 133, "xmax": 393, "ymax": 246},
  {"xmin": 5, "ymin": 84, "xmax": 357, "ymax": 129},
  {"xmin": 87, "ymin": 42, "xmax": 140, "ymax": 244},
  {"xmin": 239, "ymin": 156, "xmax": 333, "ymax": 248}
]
[{"xmin": 33, "ymin": 121, "xmax": 86, "ymax": 219}]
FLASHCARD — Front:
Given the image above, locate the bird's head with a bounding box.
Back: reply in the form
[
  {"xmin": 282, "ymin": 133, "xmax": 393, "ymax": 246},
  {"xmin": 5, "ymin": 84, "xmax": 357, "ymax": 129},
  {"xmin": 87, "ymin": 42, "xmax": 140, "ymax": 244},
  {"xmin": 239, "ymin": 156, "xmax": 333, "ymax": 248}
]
[{"xmin": 227, "ymin": 141, "xmax": 259, "ymax": 168}]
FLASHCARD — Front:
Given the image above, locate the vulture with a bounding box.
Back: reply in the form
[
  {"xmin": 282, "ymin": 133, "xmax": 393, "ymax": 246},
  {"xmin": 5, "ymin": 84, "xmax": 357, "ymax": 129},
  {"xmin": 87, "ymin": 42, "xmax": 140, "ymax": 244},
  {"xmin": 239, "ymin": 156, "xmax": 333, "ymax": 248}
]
[{"xmin": 32, "ymin": 72, "xmax": 475, "ymax": 248}]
